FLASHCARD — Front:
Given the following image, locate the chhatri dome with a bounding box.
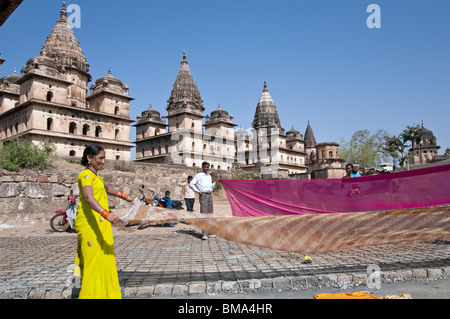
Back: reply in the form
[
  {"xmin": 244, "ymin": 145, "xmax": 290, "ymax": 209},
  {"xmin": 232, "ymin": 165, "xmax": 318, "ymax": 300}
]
[
  {"xmin": 252, "ymin": 81, "xmax": 284, "ymax": 132},
  {"xmin": 167, "ymin": 52, "xmax": 204, "ymax": 115}
]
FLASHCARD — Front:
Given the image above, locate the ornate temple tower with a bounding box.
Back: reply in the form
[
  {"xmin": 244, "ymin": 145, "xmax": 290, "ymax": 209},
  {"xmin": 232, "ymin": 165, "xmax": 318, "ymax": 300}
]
[
  {"xmin": 284, "ymin": 126, "xmax": 306, "ymax": 170},
  {"xmin": 204, "ymin": 105, "xmax": 237, "ymax": 170},
  {"xmin": 134, "ymin": 53, "xmax": 206, "ymax": 165},
  {"xmin": 0, "ymin": 3, "xmax": 134, "ymax": 161},
  {"xmin": 166, "ymin": 52, "xmax": 207, "ymax": 167},
  {"xmin": 166, "ymin": 52, "xmax": 204, "ymax": 134},
  {"xmin": 250, "ymin": 81, "xmax": 283, "ymax": 169},
  {"xmin": 38, "ymin": 2, "xmax": 90, "ymax": 108},
  {"xmin": 410, "ymin": 122, "xmax": 441, "ymax": 165},
  {"xmin": 304, "ymin": 121, "xmax": 317, "ymax": 164},
  {"xmin": 252, "ymin": 81, "xmax": 283, "ymax": 133},
  {"xmin": 303, "ymin": 121, "xmax": 345, "ymax": 178},
  {"xmin": 134, "ymin": 53, "xmax": 237, "ymax": 170},
  {"xmin": 248, "ymin": 82, "xmax": 307, "ymax": 174},
  {"xmin": 134, "ymin": 104, "xmax": 169, "ymax": 161}
]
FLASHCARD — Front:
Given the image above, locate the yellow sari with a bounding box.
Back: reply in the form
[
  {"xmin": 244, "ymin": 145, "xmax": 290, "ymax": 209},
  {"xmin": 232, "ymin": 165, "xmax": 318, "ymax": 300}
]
[{"xmin": 74, "ymin": 169, "xmax": 121, "ymax": 299}]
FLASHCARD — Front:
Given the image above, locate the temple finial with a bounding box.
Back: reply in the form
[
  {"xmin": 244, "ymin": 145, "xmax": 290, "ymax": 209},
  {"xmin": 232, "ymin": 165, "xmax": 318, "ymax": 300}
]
[
  {"xmin": 181, "ymin": 51, "xmax": 188, "ymax": 64},
  {"xmin": 61, "ymin": 1, "xmax": 67, "ymax": 17}
]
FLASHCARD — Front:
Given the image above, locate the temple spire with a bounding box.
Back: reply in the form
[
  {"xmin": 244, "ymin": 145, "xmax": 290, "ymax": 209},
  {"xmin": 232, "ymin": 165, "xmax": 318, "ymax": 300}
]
[
  {"xmin": 252, "ymin": 81, "xmax": 283, "ymax": 131},
  {"xmin": 61, "ymin": 1, "xmax": 67, "ymax": 15},
  {"xmin": 58, "ymin": 1, "xmax": 68, "ymax": 22},
  {"xmin": 39, "ymin": 1, "xmax": 89, "ymax": 74},
  {"xmin": 304, "ymin": 121, "xmax": 317, "ymax": 148},
  {"xmin": 167, "ymin": 52, "xmax": 204, "ymax": 114}
]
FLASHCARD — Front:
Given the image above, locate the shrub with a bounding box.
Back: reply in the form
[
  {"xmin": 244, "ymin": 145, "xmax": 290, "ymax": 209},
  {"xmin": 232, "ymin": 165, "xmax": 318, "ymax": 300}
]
[
  {"xmin": 231, "ymin": 162, "xmax": 262, "ymax": 180},
  {"xmin": 0, "ymin": 138, "xmax": 56, "ymax": 172}
]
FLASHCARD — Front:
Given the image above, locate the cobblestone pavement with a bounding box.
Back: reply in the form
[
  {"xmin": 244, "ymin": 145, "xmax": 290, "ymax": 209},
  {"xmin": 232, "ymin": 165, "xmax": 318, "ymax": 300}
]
[{"xmin": 0, "ymin": 224, "xmax": 449, "ymax": 299}]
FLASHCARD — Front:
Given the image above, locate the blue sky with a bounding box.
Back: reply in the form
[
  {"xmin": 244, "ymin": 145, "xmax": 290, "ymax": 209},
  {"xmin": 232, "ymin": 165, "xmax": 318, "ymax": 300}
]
[{"xmin": 1, "ymin": 0, "xmax": 449, "ymax": 160}]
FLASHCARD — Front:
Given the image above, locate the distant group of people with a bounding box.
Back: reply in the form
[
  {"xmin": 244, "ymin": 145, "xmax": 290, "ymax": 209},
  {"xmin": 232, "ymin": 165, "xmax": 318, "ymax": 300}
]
[
  {"xmin": 163, "ymin": 161, "xmax": 219, "ymax": 232},
  {"xmin": 177, "ymin": 162, "xmax": 219, "ymax": 239},
  {"xmin": 163, "ymin": 162, "xmax": 219, "ymax": 218}
]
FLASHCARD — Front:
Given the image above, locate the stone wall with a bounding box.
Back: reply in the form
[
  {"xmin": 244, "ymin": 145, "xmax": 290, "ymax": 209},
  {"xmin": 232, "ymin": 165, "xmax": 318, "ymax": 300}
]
[{"xmin": 0, "ymin": 160, "xmax": 231, "ymax": 223}]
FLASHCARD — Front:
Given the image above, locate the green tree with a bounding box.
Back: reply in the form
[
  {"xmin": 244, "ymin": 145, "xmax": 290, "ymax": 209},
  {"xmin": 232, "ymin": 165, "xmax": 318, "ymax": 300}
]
[
  {"xmin": 340, "ymin": 129, "xmax": 390, "ymax": 171},
  {"xmin": 231, "ymin": 162, "xmax": 262, "ymax": 179},
  {"xmin": 383, "ymin": 135, "xmax": 405, "ymax": 167},
  {"xmin": 445, "ymin": 148, "xmax": 450, "ymax": 157},
  {"xmin": 0, "ymin": 138, "xmax": 56, "ymax": 172},
  {"xmin": 400, "ymin": 124, "xmax": 422, "ymax": 148},
  {"xmin": 383, "ymin": 124, "xmax": 421, "ymax": 169}
]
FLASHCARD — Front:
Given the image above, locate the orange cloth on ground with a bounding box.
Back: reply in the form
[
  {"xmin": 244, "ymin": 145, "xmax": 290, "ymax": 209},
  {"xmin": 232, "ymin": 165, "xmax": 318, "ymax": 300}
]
[{"xmin": 314, "ymin": 291, "xmax": 380, "ymax": 299}]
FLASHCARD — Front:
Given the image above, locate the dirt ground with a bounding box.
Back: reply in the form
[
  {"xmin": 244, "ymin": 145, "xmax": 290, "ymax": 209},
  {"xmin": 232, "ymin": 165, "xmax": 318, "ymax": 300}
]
[{"xmin": 0, "ymin": 199, "xmax": 233, "ymax": 238}]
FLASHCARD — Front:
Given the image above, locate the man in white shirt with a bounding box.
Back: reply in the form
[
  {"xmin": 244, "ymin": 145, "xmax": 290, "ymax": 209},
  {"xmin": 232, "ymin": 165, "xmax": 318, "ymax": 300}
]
[{"xmin": 190, "ymin": 162, "xmax": 219, "ymax": 239}]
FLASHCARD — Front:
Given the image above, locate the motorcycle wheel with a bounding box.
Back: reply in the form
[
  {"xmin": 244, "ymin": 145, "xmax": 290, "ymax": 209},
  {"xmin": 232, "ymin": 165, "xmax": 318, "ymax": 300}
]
[{"xmin": 50, "ymin": 214, "xmax": 71, "ymax": 232}]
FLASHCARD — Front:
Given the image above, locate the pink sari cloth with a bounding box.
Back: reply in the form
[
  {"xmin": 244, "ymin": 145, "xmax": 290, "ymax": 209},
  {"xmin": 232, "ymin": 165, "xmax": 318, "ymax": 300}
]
[{"xmin": 221, "ymin": 164, "xmax": 450, "ymax": 217}]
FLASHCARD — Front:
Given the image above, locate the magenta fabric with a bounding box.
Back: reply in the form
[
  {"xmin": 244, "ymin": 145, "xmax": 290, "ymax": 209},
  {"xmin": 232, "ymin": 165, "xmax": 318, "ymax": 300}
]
[{"xmin": 221, "ymin": 164, "xmax": 450, "ymax": 217}]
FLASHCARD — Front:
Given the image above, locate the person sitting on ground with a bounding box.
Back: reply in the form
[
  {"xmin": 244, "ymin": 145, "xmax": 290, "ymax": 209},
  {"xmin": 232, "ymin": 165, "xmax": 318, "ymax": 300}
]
[
  {"xmin": 162, "ymin": 191, "xmax": 176, "ymax": 227},
  {"xmin": 162, "ymin": 190, "xmax": 173, "ymax": 209}
]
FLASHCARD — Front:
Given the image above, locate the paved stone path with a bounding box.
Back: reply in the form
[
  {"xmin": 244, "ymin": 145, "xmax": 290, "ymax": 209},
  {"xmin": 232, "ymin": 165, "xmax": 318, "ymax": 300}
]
[{"xmin": 0, "ymin": 224, "xmax": 449, "ymax": 299}]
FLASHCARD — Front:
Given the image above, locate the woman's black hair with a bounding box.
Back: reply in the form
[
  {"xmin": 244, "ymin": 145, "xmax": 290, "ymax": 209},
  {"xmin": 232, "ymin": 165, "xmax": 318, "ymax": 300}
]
[{"xmin": 81, "ymin": 145, "xmax": 104, "ymax": 167}]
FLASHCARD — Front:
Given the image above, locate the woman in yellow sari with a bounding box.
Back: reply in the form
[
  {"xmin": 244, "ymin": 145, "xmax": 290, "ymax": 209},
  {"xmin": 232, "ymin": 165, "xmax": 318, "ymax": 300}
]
[{"xmin": 74, "ymin": 145, "xmax": 134, "ymax": 299}]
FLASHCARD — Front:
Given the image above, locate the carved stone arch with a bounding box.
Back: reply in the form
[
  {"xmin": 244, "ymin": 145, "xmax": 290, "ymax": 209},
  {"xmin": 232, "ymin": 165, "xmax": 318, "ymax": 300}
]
[
  {"xmin": 82, "ymin": 124, "xmax": 90, "ymax": 136},
  {"xmin": 69, "ymin": 122, "xmax": 77, "ymax": 134},
  {"xmin": 47, "ymin": 117, "xmax": 54, "ymax": 131},
  {"xmin": 95, "ymin": 126, "xmax": 102, "ymax": 138}
]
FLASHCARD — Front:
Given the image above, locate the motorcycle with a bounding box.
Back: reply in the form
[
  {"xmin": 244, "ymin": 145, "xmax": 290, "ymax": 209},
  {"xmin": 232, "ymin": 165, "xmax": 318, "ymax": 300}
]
[
  {"xmin": 139, "ymin": 185, "xmax": 184, "ymax": 210},
  {"xmin": 139, "ymin": 187, "xmax": 160, "ymax": 207},
  {"xmin": 133, "ymin": 186, "xmax": 184, "ymax": 229},
  {"xmin": 50, "ymin": 190, "xmax": 78, "ymax": 232},
  {"xmin": 50, "ymin": 190, "xmax": 118, "ymax": 232},
  {"xmin": 167, "ymin": 198, "xmax": 185, "ymax": 210}
]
